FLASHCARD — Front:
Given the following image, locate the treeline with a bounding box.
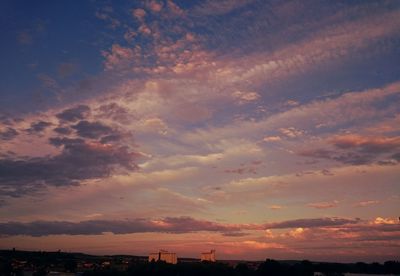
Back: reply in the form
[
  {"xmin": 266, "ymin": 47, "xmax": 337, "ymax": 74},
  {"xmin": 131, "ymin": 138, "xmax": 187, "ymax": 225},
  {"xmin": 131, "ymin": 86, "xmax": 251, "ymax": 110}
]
[
  {"xmin": 82, "ymin": 259, "xmax": 400, "ymax": 276},
  {"xmin": 1, "ymin": 249, "xmax": 399, "ymax": 276}
]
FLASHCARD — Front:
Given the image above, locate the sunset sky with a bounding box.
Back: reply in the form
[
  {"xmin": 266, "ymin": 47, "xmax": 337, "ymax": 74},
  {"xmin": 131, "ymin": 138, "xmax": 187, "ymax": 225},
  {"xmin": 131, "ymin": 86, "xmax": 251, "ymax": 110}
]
[{"xmin": 0, "ymin": 0, "xmax": 399, "ymax": 262}]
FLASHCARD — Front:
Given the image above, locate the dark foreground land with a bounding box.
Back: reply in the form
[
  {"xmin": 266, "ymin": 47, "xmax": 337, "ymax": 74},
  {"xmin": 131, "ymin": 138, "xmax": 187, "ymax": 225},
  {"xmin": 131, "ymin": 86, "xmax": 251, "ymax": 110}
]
[{"xmin": 0, "ymin": 249, "xmax": 399, "ymax": 276}]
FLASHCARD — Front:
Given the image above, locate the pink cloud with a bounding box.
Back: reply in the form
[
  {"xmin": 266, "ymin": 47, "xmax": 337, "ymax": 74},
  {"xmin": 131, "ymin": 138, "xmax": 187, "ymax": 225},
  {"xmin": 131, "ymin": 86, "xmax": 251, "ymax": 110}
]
[
  {"xmin": 148, "ymin": 1, "xmax": 163, "ymax": 12},
  {"xmin": 354, "ymin": 200, "xmax": 380, "ymax": 207},
  {"xmin": 101, "ymin": 44, "xmax": 137, "ymax": 70},
  {"xmin": 132, "ymin": 8, "xmax": 146, "ymax": 21},
  {"xmin": 232, "ymin": 90, "xmax": 260, "ymax": 104},
  {"xmin": 269, "ymin": 205, "xmax": 284, "ymax": 210},
  {"xmin": 138, "ymin": 24, "xmax": 152, "ymax": 35},
  {"xmin": 263, "ymin": 136, "xmax": 281, "ymax": 142},
  {"xmin": 307, "ymin": 200, "xmax": 339, "ymax": 209},
  {"xmin": 330, "ymin": 134, "xmax": 400, "ymax": 151},
  {"xmin": 166, "ymin": 0, "xmax": 184, "ymax": 16}
]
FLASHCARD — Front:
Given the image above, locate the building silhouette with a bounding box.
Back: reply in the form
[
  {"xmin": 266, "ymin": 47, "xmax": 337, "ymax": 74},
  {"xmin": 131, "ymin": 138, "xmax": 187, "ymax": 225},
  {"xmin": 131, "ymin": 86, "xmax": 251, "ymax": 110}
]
[
  {"xmin": 148, "ymin": 250, "xmax": 177, "ymax": 264},
  {"xmin": 200, "ymin": 250, "xmax": 216, "ymax": 262}
]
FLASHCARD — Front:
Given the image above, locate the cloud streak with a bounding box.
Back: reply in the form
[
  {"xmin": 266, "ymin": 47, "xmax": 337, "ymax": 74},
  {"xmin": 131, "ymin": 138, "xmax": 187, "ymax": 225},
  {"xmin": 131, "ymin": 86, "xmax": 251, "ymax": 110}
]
[{"xmin": 0, "ymin": 216, "xmax": 363, "ymax": 237}]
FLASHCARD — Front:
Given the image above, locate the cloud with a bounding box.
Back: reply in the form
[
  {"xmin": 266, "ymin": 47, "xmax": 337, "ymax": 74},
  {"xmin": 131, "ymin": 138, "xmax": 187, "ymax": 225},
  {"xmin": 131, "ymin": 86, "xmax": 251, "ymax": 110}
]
[
  {"xmin": 100, "ymin": 134, "xmax": 124, "ymax": 144},
  {"xmin": 224, "ymin": 167, "xmax": 257, "ymax": 175},
  {"xmin": 96, "ymin": 102, "xmax": 130, "ymax": 122},
  {"xmin": 71, "ymin": 120, "xmax": 114, "ymax": 139},
  {"xmin": 56, "ymin": 105, "xmax": 91, "ymax": 122},
  {"xmin": 101, "ymin": 44, "xmax": 137, "ymax": 71},
  {"xmin": 279, "ymin": 127, "xmax": 305, "ymax": 138},
  {"xmin": 0, "ymin": 216, "xmax": 362, "ymax": 237},
  {"xmin": 0, "ymin": 127, "xmax": 18, "ymax": 141},
  {"xmin": 272, "ymin": 217, "xmax": 400, "ymax": 244},
  {"xmin": 0, "ymin": 137, "xmax": 139, "ymax": 197},
  {"xmin": 354, "ymin": 200, "xmax": 380, "ymax": 207},
  {"xmin": 26, "ymin": 121, "xmax": 52, "ymax": 134},
  {"xmin": 132, "ymin": 8, "xmax": 146, "ymax": 21},
  {"xmin": 182, "ymin": 80, "xmax": 400, "ymax": 151},
  {"xmin": 300, "ymin": 134, "xmax": 400, "ymax": 165},
  {"xmin": 148, "ymin": 1, "xmax": 163, "ymax": 13},
  {"xmin": 263, "ymin": 136, "xmax": 281, "ymax": 142},
  {"xmin": 141, "ymin": 117, "xmax": 168, "ymax": 135},
  {"xmin": 330, "ymin": 134, "xmax": 400, "ymax": 153},
  {"xmin": 284, "ymin": 227, "xmax": 307, "ymax": 239},
  {"xmin": 264, "ymin": 217, "xmax": 360, "ymax": 229},
  {"xmin": 299, "ymin": 148, "xmax": 372, "ymax": 165},
  {"xmin": 232, "ymin": 90, "xmax": 260, "ymax": 104},
  {"xmin": 269, "ymin": 205, "xmax": 283, "ymax": 210},
  {"xmin": 138, "ymin": 24, "xmax": 152, "ymax": 35},
  {"xmin": 373, "ymin": 217, "xmax": 397, "ymax": 225},
  {"xmin": 215, "ymin": 8, "xmax": 400, "ymax": 87},
  {"xmin": 99, "ymin": 5, "xmax": 212, "ymax": 75},
  {"xmin": 166, "ymin": 0, "xmax": 184, "ymax": 16},
  {"xmin": 307, "ymin": 200, "xmax": 339, "ymax": 209},
  {"xmin": 53, "ymin": 127, "xmax": 72, "ymax": 135},
  {"xmin": 0, "ymin": 216, "xmax": 240, "ymax": 237},
  {"xmin": 223, "ymin": 160, "xmax": 262, "ymax": 175}
]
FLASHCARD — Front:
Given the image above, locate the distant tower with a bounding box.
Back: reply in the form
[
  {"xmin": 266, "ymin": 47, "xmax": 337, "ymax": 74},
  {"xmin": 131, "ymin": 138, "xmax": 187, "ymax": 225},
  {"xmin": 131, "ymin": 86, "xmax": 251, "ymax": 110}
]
[
  {"xmin": 149, "ymin": 250, "xmax": 177, "ymax": 264},
  {"xmin": 200, "ymin": 249, "xmax": 216, "ymax": 262}
]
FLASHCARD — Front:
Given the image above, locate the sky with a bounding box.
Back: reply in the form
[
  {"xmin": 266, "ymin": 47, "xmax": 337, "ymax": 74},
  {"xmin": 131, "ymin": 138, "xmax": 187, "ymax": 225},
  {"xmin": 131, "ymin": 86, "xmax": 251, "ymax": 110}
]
[{"xmin": 0, "ymin": 0, "xmax": 399, "ymax": 262}]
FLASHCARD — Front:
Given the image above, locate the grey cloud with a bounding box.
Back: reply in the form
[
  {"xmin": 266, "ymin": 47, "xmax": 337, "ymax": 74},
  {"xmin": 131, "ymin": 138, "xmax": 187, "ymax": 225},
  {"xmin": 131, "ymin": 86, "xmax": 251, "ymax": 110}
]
[
  {"xmin": 72, "ymin": 120, "xmax": 113, "ymax": 139},
  {"xmin": 0, "ymin": 220, "xmax": 149, "ymax": 236},
  {"xmin": 222, "ymin": 231, "xmax": 250, "ymax": 237},
  {"xmin": 345, "ymin": 223, "xmax": 400, "ymax": 233},
  {"xmin": 100, "ymin": 134, "xmax": 123, "ymax": 144},
  {"xmin": 321, "ymin": 169, "xmax": 334, "ymax": 176},
  {"xmin": 53, "ymin": 127, "xmax": 72, "ymax": 135},
  {"xmin": 0, "ymin": 127, "xmax": 18, "ymax": 141},
  {"xmin": 264, "ymin": 217, "xmax": 361, "ymax": 229},
  {"xmin": 391, "ymin": 152, "xmax": 400, "ymax": 161},
  {"xmin": 97, "ymin": 102, "xmax": 130, "ymax": 122},
  {"xmin": 48, "ymin": 137, "xmax": 85, "ymax": 147},
  {"xmin": 299, "ymin": 149, "xmax": 373, "ymax": 165},
  {"xmin": 299, "ymin": 149, "xmax": 332, "ymax": 159},
  {"xmin": 26, "ymin": 121, "xmax": 52, "ymax": 133},
  {"xmin": 0, "ymin": 216, "xmax": 364, "ymax": 237},
  {"xmin": 375, "ymin": 152, "xmax": 400, "ymax": 165},
  {"xmin": 333, "ymin": 152, "xmax": 374, "ymax": 165},
  {"xmin": 0, "ymin": 137, "xmax": 138, "ymax": 197},
  {"xmin": 299, "ymin": 147, "xmax": 397, "ymax": 165},
  {"xmin": 356, "ymin": 235, "xmax": 400, "ymax": 242},
  {"xmin": 299, "ymin": 135, "xmax": 400, "ymax": 165},
  {"xmin": 160, "ymin": 216, "xmax": 241, "ymax": 233},
  {"xmin": 0, "ymin": 216, "xmax": 240, "ymax": 237},
  {"xmin": 56, "ymin": 105, "xmax": 90, "ymax": 122}
]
